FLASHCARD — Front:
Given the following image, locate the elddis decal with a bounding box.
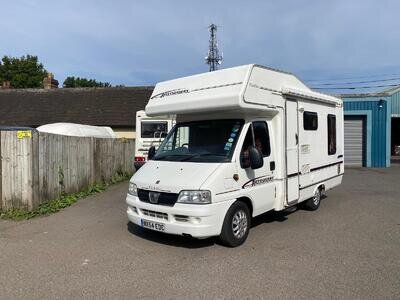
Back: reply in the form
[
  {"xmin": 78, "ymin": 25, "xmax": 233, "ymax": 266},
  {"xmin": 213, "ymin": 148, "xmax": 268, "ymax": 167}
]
[
  {"xmin": 150, "ymin": 88, "xmax": 190, "ymax": 99},
  {"xmin": 242, "ymin": 175, "xmax": 274, "ymax": 189}
]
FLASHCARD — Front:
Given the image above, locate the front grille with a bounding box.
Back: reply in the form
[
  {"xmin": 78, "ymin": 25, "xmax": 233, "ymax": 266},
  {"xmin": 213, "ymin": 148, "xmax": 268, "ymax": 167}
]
[
  {"xmin": 137, "ymin": 189, "xmax": 179, "ymax": 206},
  {"xmin": 140, "ymin": 208, "xmax": 168, "ymax": 220}
]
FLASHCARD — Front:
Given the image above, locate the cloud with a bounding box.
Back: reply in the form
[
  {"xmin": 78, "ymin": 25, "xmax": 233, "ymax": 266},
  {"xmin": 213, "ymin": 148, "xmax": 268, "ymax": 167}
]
[{"xmin": 1, "ymin": 0, "xmax": 399, "ymax": 90}]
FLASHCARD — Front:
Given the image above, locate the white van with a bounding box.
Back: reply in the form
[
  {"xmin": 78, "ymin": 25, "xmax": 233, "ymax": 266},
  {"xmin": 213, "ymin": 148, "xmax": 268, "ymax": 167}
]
[
  {"xmin": 127, "ymin": 64, "xmax": 344, "ymax": 247},
  {"xmin": 134, "ymin": 110, "xmax": 175, "ymax": 170}
]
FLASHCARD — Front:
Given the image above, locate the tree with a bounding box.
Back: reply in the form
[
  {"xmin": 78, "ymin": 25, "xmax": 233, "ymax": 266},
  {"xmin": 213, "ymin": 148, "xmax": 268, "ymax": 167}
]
[
  {"xmin": 63, "ymin": 76, "xmax": 111, "ymax": 88},
  {"xmin": 0, "ymin": 55, "xmax": 47, "ymax": 88}
]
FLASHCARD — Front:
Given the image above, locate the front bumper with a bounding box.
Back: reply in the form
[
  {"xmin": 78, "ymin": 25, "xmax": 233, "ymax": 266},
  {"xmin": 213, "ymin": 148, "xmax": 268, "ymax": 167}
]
[{"xmin": 126, "ymin": 194, "xmax": 235, "ymax": 238}]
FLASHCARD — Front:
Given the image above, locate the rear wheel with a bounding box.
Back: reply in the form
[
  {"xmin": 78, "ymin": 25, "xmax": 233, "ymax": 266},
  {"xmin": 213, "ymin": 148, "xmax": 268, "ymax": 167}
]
[
  {"xmin": 303, "ymin": 187, "xmax": 322, "ymax": 211},
  {"xmin": 219, "ymin": 201, "xmax": 251, "ymax": 247}
]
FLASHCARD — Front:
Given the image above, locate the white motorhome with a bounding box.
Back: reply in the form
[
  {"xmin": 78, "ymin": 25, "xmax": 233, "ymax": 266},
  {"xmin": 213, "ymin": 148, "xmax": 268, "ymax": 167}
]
[
  {"xmin": 127, "ymin": 64, "xmax": 343, "ymax": 247},
  {"xmin": 134, "ymin": 110, "xmax": 175, "ymax": 170}
]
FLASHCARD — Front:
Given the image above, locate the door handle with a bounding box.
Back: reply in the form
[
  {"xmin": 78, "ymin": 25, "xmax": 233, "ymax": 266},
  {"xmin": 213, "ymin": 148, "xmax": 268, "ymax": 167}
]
[
  {"xmin": 270, "ymin": 161, "xmax": 276, "ymax": 171},
  {"xmin": 295, "ymin": 133, "xmax": 298, "ymax": 145}
]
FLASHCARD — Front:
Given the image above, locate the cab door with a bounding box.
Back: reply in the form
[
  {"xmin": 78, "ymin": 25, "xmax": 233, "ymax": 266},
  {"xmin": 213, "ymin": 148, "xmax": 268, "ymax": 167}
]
[{"xmin": 236, "ymin": 121, "xmax": 276, "ymax": 216}]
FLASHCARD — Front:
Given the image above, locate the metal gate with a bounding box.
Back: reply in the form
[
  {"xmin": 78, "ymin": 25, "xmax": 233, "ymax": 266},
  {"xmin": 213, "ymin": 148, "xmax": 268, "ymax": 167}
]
[{"xmin": 344, "ymin": 117, "xmax": 365, "ymax": 166}]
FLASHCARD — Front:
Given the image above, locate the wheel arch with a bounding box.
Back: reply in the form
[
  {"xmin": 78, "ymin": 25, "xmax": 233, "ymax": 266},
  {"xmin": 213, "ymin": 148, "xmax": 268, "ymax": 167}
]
[
  {"xmin": 236, "ymin": 196, "xmax": 254, "ymax": 217},
  {"xmin": 314, "ymin": 183, "xmax": 325, "ymax": 194}
]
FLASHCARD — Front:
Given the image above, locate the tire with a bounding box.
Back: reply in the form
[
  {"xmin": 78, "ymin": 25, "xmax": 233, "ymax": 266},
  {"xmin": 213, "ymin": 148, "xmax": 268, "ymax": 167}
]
[
  {"xmin": 219, "ymin": 201, "xmax": 251, "ymax": 247},
  {"xmin": 303, "ymin": 187, "xmax": 322, "ymax": 211}
]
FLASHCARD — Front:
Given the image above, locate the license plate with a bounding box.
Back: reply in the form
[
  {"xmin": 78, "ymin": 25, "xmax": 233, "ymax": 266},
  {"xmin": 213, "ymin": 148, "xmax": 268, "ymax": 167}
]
[{"xmin": 141, "ymin": 219, "xmax": 165, "ymax": 232}]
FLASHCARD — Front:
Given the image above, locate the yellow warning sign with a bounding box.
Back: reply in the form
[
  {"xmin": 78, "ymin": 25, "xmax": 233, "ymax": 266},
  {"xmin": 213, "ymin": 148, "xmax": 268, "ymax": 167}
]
[{"xmin": 17, "ymin": 131, "xmax": 32, "ymax": 139}]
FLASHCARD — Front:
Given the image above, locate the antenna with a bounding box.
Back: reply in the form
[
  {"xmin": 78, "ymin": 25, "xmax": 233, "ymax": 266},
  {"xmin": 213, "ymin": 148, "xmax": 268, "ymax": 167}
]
[{"xmin": 205, "ymin": 24, "xmax": 223, "ymax": 72}]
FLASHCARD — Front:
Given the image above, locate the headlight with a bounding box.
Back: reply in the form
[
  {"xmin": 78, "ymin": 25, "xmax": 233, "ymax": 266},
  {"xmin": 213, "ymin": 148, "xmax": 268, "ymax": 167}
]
[
  {"xmin": 128, "ymin": 182, "xmax": 138, "ymax": 196},
  {"xmin": 177, "ymin": 190, "xmax": 211, "ymax": 204}
]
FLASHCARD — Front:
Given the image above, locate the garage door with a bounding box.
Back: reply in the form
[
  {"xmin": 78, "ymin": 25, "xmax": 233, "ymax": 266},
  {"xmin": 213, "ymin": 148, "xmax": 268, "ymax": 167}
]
[{"xmin": 344, "ymin": 117, "xmax": 365, "ymax": 166}]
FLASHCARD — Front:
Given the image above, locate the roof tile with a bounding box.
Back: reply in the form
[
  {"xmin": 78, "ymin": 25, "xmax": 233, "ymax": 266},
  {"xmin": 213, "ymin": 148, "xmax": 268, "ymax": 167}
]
[{"xmin": 0, "ymin": 87, "xmax": 154, "ymax": 127}]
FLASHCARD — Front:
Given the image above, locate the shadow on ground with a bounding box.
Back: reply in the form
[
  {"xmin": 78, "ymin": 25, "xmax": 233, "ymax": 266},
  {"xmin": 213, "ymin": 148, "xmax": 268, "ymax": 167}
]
[{"xmin": 127, "ymin": 222, "xmax": 216, "ymax": 248}]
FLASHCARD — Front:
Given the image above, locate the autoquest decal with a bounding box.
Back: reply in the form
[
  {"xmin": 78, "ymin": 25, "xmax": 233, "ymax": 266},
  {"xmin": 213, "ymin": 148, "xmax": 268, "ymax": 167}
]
[
  {"xmin": 242, "ymin": 175, "xmax": 274, "ymax": 189},
  {"xmin": 150, "ymin": 82, "xmax": 244, "ymax": 100},
  {"xmin": 150, "ymin": 88, "xmax": 190, "ymax": 99}
]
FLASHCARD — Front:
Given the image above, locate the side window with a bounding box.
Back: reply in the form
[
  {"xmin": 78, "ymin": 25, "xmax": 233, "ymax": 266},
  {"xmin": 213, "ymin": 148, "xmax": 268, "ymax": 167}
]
[
  {"xmin": 327, "ymin": 114, "xmax": 336, "ymax": 155},
  {"xmin": 303, "ymin": 111, "xmax": 318, "ymax": 130},
  {"xmin": 253, "ymin": 121, "xmax": 271, "ymax": 157},
  {"xmin": 141, "ymin": 121, "xmax": 168, "ymax": 138},
  {"xmin": 240, "ymin": 122, "xmax": 271, "ymax": 169}
]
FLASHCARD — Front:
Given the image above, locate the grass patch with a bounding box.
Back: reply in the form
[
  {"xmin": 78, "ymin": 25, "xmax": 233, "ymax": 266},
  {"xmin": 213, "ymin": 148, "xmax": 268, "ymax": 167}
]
[{"xmin": 0, "ymin": 171, "xmax": 132, "ymax": 221}]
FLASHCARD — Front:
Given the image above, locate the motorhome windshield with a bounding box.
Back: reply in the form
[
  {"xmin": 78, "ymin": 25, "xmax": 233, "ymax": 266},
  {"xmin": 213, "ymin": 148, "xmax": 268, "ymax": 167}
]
[{"xmin": 153, "ymin": 119, "xmax": 244, "ymax": 163}]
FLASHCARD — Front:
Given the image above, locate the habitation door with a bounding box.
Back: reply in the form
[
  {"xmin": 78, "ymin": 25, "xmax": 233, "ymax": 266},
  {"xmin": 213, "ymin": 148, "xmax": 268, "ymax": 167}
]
[{"xmin": 286, "ymin": 99, "xmax": 299, "ymax": 204}]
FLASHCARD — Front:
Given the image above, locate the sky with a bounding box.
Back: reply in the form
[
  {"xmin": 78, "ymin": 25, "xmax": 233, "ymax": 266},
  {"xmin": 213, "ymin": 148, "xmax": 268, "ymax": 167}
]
[{"xmin": 1, "ymin": 0, "xmax": 400, "ymax": 93}]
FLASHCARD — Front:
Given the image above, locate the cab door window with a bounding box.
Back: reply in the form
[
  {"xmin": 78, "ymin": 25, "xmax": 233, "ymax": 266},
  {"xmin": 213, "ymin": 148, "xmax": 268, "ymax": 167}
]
[
  {"xmin": 240, "ymin": 121, "xmax": 271, "ymax": 168},
  {"xmin": 253, "ymin": 121, "xmax": 271, "ymax": 157}
]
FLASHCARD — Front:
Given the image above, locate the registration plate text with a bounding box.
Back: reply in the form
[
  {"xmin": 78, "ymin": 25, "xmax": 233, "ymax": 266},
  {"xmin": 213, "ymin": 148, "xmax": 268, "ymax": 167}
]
[{"xmin": 141, "ymin": 219, "xmax": 165, "ymax": 232}]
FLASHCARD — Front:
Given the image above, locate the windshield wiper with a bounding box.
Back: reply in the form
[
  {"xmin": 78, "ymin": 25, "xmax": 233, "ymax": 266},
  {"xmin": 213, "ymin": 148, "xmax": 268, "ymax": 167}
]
[
  {"xmin": 154, "ymin": 154, "xmax": 187, "ymax": 161},
  {"xmin": 180, "ymin": 153, "xmax": 227, "ymax": 162}
]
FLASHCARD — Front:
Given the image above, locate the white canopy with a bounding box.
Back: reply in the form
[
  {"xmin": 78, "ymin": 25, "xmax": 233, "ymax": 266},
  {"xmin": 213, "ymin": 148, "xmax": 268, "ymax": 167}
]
[{"xmin": 37, "ymin": 123, "xmax": 116, "ymax": 138}]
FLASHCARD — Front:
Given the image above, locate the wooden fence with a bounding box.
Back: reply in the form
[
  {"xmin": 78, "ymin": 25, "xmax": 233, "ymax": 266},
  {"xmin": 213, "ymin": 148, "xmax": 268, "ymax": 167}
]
[{"xmin": 0, "ymin": 130, "xmax": 135, "ymax": 211}]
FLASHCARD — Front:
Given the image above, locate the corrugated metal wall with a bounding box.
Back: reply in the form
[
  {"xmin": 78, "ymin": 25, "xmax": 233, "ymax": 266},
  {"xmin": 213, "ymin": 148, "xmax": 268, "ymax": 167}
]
[
  {"xmin": 390, "ymin": 91, "xmax": 400, "ymax": 116},
  {"xmin": 343, "ymin": 97, "xmax": 389, "ymax": 167},
  {"xmin": 344, "ymin": 118, "xmax": 364, "ymax": 166}
]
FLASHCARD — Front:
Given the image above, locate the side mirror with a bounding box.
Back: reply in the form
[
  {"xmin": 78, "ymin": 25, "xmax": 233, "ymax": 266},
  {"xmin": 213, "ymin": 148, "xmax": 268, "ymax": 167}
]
[
  {"xmin": 248, "ymin": 145, "xmax": 264, "ymax": 169},
  {"xmin": 148, "ymin": 146, "xmax": 156, "ymax": 160}
]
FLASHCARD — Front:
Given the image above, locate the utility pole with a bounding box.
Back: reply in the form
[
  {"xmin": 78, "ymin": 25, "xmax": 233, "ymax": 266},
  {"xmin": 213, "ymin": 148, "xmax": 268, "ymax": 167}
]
[{"xmin": 205, "ymin": 24, "xmax": 223, "ymax": 72}]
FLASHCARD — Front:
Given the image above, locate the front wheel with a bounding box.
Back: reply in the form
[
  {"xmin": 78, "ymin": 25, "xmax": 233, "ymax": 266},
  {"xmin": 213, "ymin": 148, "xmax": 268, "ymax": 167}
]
[{"xmin": 219, "ymin": 201, "xmax": 251, "ymax": 247}]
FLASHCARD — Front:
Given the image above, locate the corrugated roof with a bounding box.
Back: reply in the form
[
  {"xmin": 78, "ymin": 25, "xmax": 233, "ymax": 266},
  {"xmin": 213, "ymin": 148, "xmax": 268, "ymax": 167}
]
[
  {"xmin": 0, "ymin": 87, "xmax": 154, "ymax": 127},
  {"xmin": 335, "ymin": 85, "xmax": 400, "ymax": 98},
  {"xmin": 377, "ymin": 85, "xmax": 400, "ymax": 95}
]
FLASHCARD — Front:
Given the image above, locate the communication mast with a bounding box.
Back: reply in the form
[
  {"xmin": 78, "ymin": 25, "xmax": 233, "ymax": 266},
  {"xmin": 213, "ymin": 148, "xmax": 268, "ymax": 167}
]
[{"xmin": 205, "ymin": 24, "xmax": 223, "ymax": 72}]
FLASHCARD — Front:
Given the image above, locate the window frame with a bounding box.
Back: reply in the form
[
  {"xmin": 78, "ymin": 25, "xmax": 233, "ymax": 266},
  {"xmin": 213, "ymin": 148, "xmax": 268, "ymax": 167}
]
[
  {"xmin": 303, "ymin": 111, "xmax": 318, "ymax": 131},
  {"xmin": 327, "ymin": 114, "xmax": 337, "ymax": 155}
]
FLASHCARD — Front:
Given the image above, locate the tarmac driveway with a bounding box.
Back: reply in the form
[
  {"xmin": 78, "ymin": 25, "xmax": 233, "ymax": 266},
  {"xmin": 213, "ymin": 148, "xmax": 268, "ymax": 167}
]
[{"xmin": 0, "ymin": 167, "xmax": 399, "ymax": 299}]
